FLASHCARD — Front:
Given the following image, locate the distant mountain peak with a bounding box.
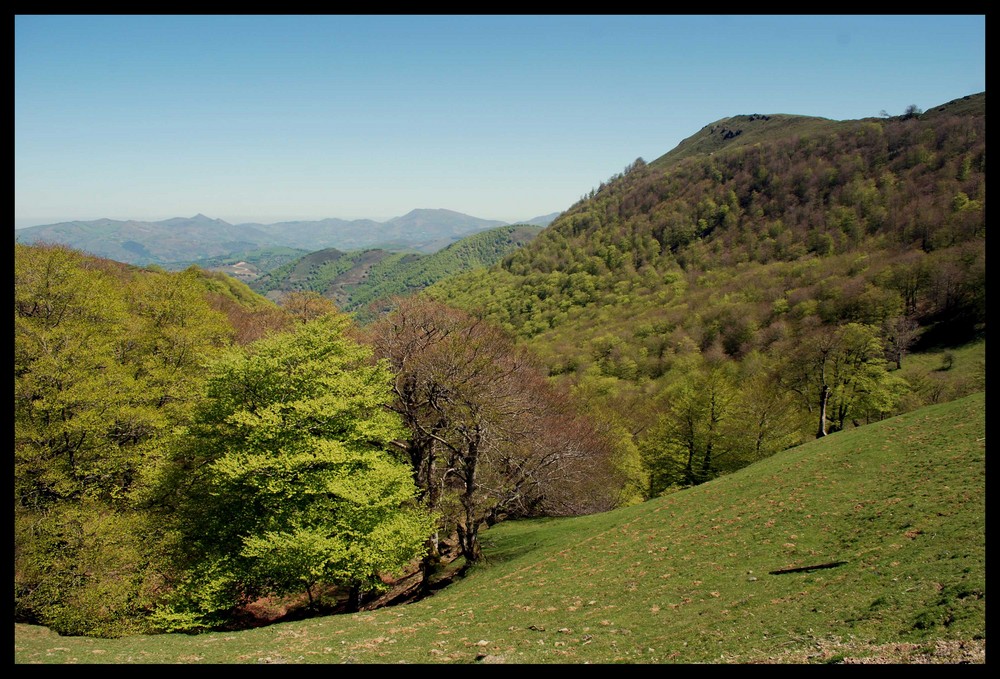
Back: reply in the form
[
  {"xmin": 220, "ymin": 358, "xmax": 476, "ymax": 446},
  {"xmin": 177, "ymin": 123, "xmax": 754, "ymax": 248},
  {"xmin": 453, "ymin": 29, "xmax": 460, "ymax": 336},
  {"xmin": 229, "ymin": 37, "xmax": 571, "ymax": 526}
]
[
  {"xmin": 190, "ymin": 213, "xmax": 219, "ymax": 222},
  {"xmin": 398, "ymin": 208, "xmax": 463, "ymax": 218}
]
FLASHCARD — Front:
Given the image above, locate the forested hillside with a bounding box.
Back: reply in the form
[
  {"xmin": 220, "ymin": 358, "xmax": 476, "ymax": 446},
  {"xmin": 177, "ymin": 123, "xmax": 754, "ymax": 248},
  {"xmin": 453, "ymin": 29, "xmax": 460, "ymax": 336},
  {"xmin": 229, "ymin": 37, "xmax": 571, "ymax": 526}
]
[
  {"xmin": 249, "ymin": 224, "xmax": 542, "ymax": 317},
  {"xmin": 174, "ymin": 246, "xmax": 311, "ymax": 282},
  {"xmin": 14, "ymin": 241, "xmax": 611, "ymax": 638},
  {"xmin": 428, "ymin": 93, "xmax": 985, "ymax": 498},
  {"xmin": 343, "ymin": 224, "xmax": 541, "ymax": 318},
  {"xmin": 14, "ymin": 244, "xmax": 299, "ymax": 635}
]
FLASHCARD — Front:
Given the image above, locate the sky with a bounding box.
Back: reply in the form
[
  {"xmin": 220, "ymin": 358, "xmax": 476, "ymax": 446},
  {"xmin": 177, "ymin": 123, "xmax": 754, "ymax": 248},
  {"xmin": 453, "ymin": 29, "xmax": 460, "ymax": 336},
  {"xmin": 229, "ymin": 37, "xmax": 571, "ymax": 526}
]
[{"xmin": 14, "ymin": 14, "xmax": 986, "ymax": 229}]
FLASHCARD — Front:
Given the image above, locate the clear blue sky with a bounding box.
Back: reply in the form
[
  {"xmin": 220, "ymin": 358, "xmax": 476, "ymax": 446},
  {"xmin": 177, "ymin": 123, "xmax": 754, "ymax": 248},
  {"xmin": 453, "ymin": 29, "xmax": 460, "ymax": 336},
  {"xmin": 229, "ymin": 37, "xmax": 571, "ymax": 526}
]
[{"xmin": 14, "ymin": 14, "xmax": 986, "ymax": 228}]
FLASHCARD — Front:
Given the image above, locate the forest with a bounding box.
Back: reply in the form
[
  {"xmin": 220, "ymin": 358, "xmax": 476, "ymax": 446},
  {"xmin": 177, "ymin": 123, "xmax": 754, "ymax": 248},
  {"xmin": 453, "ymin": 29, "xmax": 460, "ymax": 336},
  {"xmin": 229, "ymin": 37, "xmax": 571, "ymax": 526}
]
[
  {"xmin": 14, "ymin": 94, "xmax": 985, "ymax": 638},
  {"xmin": 429, "ymin": 97, "xmax": 985, "ymax": 498}
]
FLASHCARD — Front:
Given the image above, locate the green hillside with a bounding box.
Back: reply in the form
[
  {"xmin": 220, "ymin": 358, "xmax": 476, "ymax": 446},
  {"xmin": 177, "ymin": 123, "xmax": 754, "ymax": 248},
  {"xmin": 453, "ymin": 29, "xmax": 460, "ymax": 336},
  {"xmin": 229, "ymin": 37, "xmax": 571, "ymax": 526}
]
[
  {"xmin": 427, "ymin": 93, "xmax": 985, "ymax": 490},
  {"xmin": 14, "ymin": 392, "xmax": 985, "ymax": 663},
  {"xmin": 172, "ymin": 246, "xmax": 311, "ymax": 281},
  {"xmin": 652, "ymin": 113, "xmax": 850, "ymax": 170},
  {"xmin": 249, "ymin": 247, "xmax": 395, "ymax": 308},
  {"xmin": 345, "ymin": 224, "xmax": 542, "ymax": 317},
  {"xmin": 248, "ymin": 224, "xmax": 542, "ymax": 316}
]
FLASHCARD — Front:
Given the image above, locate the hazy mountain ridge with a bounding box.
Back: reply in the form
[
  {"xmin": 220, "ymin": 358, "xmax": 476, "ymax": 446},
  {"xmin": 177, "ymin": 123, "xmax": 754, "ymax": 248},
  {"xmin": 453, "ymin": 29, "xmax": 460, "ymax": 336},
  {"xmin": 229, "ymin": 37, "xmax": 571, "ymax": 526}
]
[
  {"xmin": 14, "ymin": 214, "xmax": 278, "ymax": 266},
  {"xmin": 14, "ymin": 208, "xmax": 557, "ymax": 267},
  {"xmin": 519, "ymin": 211, "xmax": 562, "ymax": 226}
]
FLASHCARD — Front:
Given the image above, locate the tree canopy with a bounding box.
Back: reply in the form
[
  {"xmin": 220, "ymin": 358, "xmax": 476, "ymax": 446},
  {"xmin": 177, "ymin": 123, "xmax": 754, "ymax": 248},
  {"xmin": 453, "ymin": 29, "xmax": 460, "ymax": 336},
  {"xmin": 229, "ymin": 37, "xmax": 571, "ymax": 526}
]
[
  {"xmin": 157, "ymin": 312, "xmax": 434, "ymax": 626},
  {"xmin": 366, "ymin": 296, "xmax": 621, "ymax": 570}
]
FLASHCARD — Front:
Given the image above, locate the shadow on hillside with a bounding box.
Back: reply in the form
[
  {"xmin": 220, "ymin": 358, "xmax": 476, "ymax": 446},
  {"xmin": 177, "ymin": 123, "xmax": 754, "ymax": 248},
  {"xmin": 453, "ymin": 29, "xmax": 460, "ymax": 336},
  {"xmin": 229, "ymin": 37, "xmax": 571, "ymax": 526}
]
[{"xmin": 913, "ymin": 316, "xmax": 984, "ymax": 352}]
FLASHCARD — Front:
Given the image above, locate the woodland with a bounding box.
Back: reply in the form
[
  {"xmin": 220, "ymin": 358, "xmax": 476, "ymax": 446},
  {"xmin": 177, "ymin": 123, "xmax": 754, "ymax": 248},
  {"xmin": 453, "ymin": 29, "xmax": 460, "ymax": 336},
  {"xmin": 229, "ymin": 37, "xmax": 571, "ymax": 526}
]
[{"xmin": 13, "ymin": 94, "xmax": 985, "ymax": 639}]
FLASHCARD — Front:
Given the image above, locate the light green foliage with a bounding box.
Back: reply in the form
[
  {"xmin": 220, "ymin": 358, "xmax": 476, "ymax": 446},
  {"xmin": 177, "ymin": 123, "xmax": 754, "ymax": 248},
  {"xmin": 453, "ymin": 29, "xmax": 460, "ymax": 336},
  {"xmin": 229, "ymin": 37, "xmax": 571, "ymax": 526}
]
[
  {"xmin": 639, "ymin": 352, "xmax": 808, "ymax": 496},
  {"xmin": 15, "ymin": 243, "xmax": 134, "ymax": 506},
  {"xmin": 13, "ymin": 257, "xmax": 229, "ymax": 508},
  {"xmin": 346, "ymin": 225, "xmax": 541, "ymax": 314},
  {"xmin": 639, "ymin": 355, "xmax": 740, "ymax": 494},
  {"xmin": 729, "ymin": 353, "xmax": 806, "ymax": 460},
  {"xmin": 784, "ymin": 322, "xmax": 909, "ymax": 437},
  {"xmin": 14, "ymin": 504, "xmax": 177, "ymax": 637},
  {"xmin": 14, "ymin": 243, "xmax": 232, "ymax": 636},
  {"xmin": 161, "ymin": 313, "xmax": 433, "ymax": 625},
  {"xmin": 567, "ymin": 374, "xmax": 652, "ymax": 505},
  {"xmin": 190, "ymin": 266, "xmax": 282, "ymax": 310},
  {"xmin": 826, "ymin": 322, "xmax": 909, "ymax": 429}
]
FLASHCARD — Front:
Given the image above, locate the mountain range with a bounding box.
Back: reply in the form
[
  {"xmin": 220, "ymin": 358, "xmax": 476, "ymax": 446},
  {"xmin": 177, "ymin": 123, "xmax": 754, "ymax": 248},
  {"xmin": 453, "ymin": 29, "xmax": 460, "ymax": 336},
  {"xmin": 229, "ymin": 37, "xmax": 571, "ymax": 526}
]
[{"xmin": 13, "ymin": 208, "xmax": 560, "ymax": 267}]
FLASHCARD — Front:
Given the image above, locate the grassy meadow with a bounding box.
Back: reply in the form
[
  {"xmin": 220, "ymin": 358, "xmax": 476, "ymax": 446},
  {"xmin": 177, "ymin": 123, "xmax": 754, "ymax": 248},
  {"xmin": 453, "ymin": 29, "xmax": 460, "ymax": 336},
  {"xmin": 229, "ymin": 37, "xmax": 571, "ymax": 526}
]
[{"xmin": 15, "ymin": 391, "xmax": 985, "ymax": 664}]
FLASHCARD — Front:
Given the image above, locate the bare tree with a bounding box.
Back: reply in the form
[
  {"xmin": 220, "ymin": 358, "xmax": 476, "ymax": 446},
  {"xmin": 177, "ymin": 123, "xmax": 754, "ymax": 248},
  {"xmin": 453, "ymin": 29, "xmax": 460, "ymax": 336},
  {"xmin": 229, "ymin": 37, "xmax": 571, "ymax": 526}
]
[
  {"xmin": 882, "ymin": 314, "xmax": 920, "ymax": 369},
  {"xmin": 365, "ymin": 297, "xmax": 620, "ymax": 576}
]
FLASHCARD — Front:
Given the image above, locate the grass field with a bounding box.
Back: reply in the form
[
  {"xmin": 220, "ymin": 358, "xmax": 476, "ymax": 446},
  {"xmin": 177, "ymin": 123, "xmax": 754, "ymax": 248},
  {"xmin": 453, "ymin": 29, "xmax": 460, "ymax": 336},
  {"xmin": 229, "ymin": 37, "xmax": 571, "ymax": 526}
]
[{"xmin": 14, "ymin": 392, "xmax": 985, "ymax": 664}]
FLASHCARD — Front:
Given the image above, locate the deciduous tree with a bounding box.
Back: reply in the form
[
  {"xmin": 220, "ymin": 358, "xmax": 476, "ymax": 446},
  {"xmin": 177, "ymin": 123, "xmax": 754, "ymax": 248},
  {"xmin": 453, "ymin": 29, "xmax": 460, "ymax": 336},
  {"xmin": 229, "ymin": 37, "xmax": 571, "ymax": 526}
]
[
  {"xmin": 14, "ymin": 243, "xmax": 230, "ymax": 636},
  {"xmin": 366, "ymin": 297, "xmax": 620, "ymax": 575},
  {"xmin": 783, "ymin": 321, "xmax": 908, "ymax": 437},
  {"xmin": 158, "ymin": 312, "xmax": 432, "ymax": 625}
]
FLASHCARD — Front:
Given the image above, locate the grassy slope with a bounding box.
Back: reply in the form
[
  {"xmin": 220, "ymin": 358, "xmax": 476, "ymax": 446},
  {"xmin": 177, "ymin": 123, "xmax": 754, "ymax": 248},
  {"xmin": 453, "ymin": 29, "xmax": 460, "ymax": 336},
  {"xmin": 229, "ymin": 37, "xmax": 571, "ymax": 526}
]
[
  {"xmin": 651, "ymin": 113, "xmax": 849, "ymax": 170},
  {"xmin": 14, "ymin": 392, "xmax": 984, "ymax": 664}
]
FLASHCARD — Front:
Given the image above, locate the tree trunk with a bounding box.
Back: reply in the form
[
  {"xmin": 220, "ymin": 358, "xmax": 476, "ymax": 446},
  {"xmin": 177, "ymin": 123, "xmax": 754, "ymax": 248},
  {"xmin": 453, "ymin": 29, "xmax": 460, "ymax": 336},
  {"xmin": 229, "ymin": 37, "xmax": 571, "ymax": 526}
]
[
  {"xmin": 347, "ymin": 583, "xmax": 362, "ymax": 612},
  {"xmin": 817, "ymin": 383, "xmax": 829, "ymax": 438},
  {"xmin": 700, "ymin": 439, "xmax": 713, "ymax": 483},
  {"xmin": 458, "ymin": 432, "xmax": 483, "ymax": 564},
  {"xmin": 418, "ymin": 532, "xmax": 440, "ymax": 595},
  {"xmin": 700, "ymin": 391, "xmax": 721, "ymax": 481},
  {"xmin": 683, "ymin": 414, "xmax": 697, "ymax": 485},
  {"xmin": 457, "ymin": 522, "xmax": 483, "ymax": 564}
]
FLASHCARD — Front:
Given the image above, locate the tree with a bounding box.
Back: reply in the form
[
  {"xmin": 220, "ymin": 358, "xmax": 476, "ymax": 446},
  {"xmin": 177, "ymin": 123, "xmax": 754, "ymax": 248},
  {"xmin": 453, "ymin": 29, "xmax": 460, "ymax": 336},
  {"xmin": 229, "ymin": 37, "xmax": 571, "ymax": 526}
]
[
  {"xmin": 638, "ymin": 355, "xmax": 740, "ymax": 494},
  {"xmin": 14, "ymin": 243, "xmax": 231, "ymax": 636},
  {"xmin": 281, "ymin": 290, "xmax": 340, "ymax": 323},
  {"xmin": 726, "ymin": 353, "xmax": 805, "ymax": 462},
  {"xmin": 366, "ymin": 297, "xmax": 620, "ymax": 574},
  {"xmin": 783, "ymin": 322, "xmax": 908, "ymax": 437},
  {"xmin": 158, "ymin": 312, "xmax": 433, "ymax": 626},
  {"xmin": 881, "ymin": 314, "xmax": 920, "ymax": 369}
]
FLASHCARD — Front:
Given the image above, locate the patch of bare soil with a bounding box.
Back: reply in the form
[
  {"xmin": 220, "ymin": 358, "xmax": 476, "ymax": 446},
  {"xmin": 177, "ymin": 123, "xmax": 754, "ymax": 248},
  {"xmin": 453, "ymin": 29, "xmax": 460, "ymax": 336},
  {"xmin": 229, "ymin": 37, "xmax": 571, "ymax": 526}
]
[
  {"xmin": 747, "ymin": 638, "xmax": 985, "ymax": 664},
  {"xmin": 835, "ymin": 639, "xmax": 986, "ymax": 664}
]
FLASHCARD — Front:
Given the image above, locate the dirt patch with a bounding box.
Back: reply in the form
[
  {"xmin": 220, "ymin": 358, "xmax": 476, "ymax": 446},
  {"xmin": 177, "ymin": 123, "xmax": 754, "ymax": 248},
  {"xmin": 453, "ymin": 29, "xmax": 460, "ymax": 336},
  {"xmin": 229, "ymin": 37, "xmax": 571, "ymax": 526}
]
[{"xmin": 746, "ymin": 638, "xmax": 985, "ymax": 664}]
